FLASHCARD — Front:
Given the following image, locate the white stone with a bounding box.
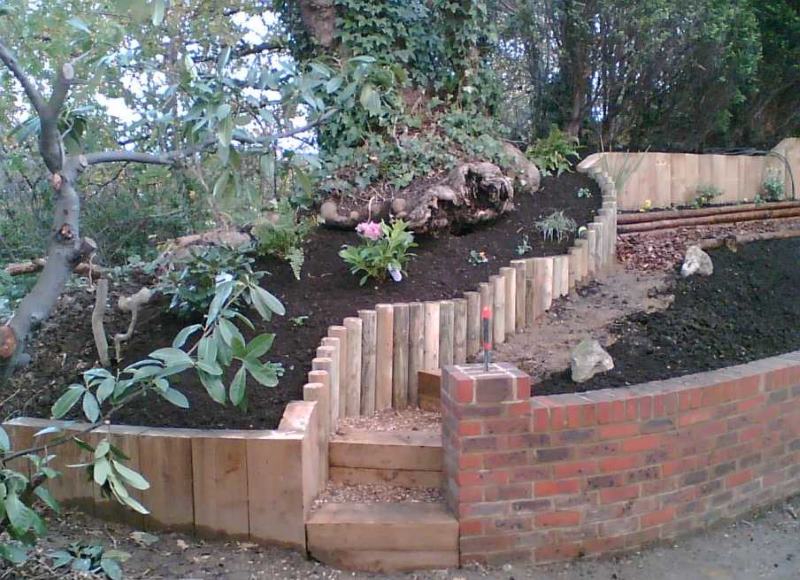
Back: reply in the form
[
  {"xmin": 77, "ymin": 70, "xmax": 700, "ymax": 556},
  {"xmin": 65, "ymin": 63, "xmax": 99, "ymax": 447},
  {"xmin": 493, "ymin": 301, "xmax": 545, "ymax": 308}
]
[
  {"xmin": 681, "ymin": 245, "xmax": 713, "ymax": 277},
  {"xmin": 570, "ymin": 338, "xmax": 614, "ymax": 383}
]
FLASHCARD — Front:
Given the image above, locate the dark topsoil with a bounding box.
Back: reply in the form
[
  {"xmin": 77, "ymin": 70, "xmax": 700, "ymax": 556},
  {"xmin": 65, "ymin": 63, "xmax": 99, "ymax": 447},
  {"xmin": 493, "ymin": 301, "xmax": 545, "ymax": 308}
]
[
  {"xmin": 5, "ymin": 172, "xmax": 599, "ymax": 430},
  {"xmin": 537, "ymin": 237, "xmax": 800, "ymax": 395}
]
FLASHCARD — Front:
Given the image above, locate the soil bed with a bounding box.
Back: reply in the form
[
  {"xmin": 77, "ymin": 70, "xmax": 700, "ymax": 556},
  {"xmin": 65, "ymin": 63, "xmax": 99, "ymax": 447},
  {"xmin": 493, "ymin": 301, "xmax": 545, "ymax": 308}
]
[
  {"xmin": 4, "ymin": 173, "xmax": 599, "ymax": 430},
  {"xmin": 536, "ymin": 237, "xmax": 800, "ymax": 395}
]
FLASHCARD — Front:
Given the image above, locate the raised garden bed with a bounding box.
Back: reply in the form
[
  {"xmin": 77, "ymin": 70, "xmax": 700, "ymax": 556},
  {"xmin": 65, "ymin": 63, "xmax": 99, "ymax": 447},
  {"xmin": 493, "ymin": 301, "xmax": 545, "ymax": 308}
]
[
  {"xmin": 537, "ymin": 237, "xmax": 800, "ymax": 395},
  {"xmin": 4, "ymin": 172, "xmax": 599, "ymax": 430}
]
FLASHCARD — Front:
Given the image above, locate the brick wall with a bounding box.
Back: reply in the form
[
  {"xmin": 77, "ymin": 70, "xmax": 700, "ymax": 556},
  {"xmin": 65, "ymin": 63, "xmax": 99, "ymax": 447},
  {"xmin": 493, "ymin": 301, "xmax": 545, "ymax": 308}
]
[{"xmin": 441, "ymin": 353, "xmax": 800, "ymax": 565}]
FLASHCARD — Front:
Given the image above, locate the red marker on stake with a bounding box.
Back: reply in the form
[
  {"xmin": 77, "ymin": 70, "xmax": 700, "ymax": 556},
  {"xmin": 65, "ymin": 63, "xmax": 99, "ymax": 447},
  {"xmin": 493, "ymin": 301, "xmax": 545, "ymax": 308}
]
[{"xmin": 481, "ymin": 306, "xmax": 492, "ymax": 371}]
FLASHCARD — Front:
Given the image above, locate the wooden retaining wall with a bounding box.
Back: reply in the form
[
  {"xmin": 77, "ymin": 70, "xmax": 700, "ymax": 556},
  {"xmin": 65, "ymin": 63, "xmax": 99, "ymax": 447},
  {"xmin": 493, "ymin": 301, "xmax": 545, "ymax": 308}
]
[
  {"xmin": 314, "ymin": 165, "xmax": 620, "ymax": 419},
  {"xmin": 578, "ymin": 138, "xmax": 800, "ymax": 212}
]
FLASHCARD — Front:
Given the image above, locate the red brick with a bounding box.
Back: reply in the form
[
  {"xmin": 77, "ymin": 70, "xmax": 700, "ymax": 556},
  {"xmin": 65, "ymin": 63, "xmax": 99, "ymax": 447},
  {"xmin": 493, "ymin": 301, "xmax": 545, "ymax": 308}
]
[
  {"xmin": 455, "ymin": 380, "xmax": 474, "ymax": 403},
  {"xmin": 459, "ymin": 454, "xmax": 482, "ymax": 470},
  {"xmin": 641, "ymin": 506, "xmax": 676, "ymax": 528},
  {"xmin": 460, "ymin": 518, "xmax": 484, "ymax": 536},
  {"xmin": 678, "ymin": 407, "xmax": 713, "ymax": 427},
  {"xmin": 459, "ymin": 486, "xmax": 483, "ymax": 503},
  {"xmin": 458, "ymin": 469, "xmax": 508, "ymax": 487},
  {"xmin": 726, "ymin": 469, "xmax": 754, "ymax": 489},
  {"xmin": 507, "ymin": 401, "xmax": 532, "ymax": 417},
  {"xmin": 535, "ymin": 511, "xmax": 581, "ymax": 527},
  {"xmin": 599, "ymin": 455, "xmax": 641, "ymax": 473},
  {"xmin": 476, "ymin": 377, "xmax": 515, "ymax": 403},
  {"xmin": 483, "ymin": 417, "xmax": 530, "ymax": 435},
  {"xmin": 738, "ymin": 395, "xmax": 766, "ymax": 413},
  {"xmin": 535, "ymin": 479, "xmax": 581, "ymax": 497},
  {"xmin": 599, "ymin": 484, "xmax": 640, "ymax": 504},
  {"xmin": 535, "ymin": 542, "xmax": 583, "ymax": 562},
  {"xmin": 550, "ymin": 406, "xmax": 567, "ymax": 430},
  {"xmin": 765, "ymin": 366, "xmax": 800, "ymax": 391},
  {"xmin": 516, "ymin": 377, "xmax": 532, "ymax": 399},
  {"xmin": 626, "ymin": 398, "xmax": 639, "ymax": 420},
  {"xmin": 459, "ymin": 421, "xmax": 482, "ymax": 437},
  {"xmin": 598, "ymin": 423, "xmax": 640, "ymax": 440},
  {"xmin": 554, "ymin": 461, "xmax": 597, "ymax": 478},
  {"xmin": 622, "ymin": 434, "xmax": 664, "ymax": 453},
  {"xmin": 533, "ymin": 407, "xmax": 550, "ymax": 432}
]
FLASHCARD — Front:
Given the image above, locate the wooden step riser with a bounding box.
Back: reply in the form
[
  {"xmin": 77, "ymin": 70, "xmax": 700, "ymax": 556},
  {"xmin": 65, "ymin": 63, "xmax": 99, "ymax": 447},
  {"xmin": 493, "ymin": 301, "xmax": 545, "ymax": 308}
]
[
  {"xmin": 330, "ymin": 466, "xmax": 442, "ymax": 489},
  {"xmin": 329, "ymin": 431, "xmax": 442, "ymax": 472},
  {"xmin": 310, "ymin": 548, "xmax": 458, "ymax": 573}
]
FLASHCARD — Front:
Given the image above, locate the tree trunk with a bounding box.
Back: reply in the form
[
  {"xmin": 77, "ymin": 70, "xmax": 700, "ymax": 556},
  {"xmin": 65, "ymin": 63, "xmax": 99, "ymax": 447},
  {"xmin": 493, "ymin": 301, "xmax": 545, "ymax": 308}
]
[{"xmin": 296, "ymin": 0, "xmax": 337, "ymax": 49}]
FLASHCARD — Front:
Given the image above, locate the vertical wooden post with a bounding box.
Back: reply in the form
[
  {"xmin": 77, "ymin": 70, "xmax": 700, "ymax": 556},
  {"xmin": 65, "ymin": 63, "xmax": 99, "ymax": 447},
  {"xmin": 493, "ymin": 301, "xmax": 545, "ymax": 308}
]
[
  {"xmin": 392, "ymin": 303, "xmax": 410, "ymax": 410},
  {"xmin": 423, "ymin": 301, "xmax": 440, "ymax": 370},
  {"xmin": 316, "ymin": 344, "xmax": 338, "ymax": 429},
  {"xmin": 490, "ymin": 275, "xmax": 506, "ymax": 345},
  {"xmin": 500, "ymin": 267, "xmax": 516, "ymax": 336},
  {"xmin": 375, "ymin": 304, "xmax": 394, "ymax": 411},
  {"xmin": 439, "ymin": 300, "xmax": 455, "ymax": 367},
  {"xmin": 532, "ymin": 257, "xmax": 554, "ymax": 320},
  {"xmin": 568, "ymin": 247, "xmax": 579, "ymax": 292},
  {"xmin": 577, "ymin": 239, "xmax": 589, "ymax": 282},
  {"xmin": 306, "ymin": 369, "xmax": 330, "ymax": 484},
  {"xmin": 328, "ymin": 326, "xmax": 348, "ymax": 420},
  {"xmin": 343, "ymin": 317, "xmax": 362, "ymax": 417},
  {"xmin": 524, "ymin": 259, "xmax": 536, "ymax": 327},
  {"xmin": 308, "ymin": 363, "xmax": 332, "ymax": 438},
  {"xmin": 586, "ymin": 227, "xmax": 598, "ymax": 277},
  {"xmin": 358, "ymin": 309, "xmax": 377, "ymax": 415},
  {"xmin": 465, "ymin": 291, "xmax": 481, "ymax": 357},
  {"xmin": 453, "ymin": 298, "xmax": 467, "ymax": 364},
  {"xmin": 510, "ymin": 260, "xmax": 527, "ymax": 330},
  {"xmin": 407, "ymin": 302, "xmax": 425, "ymax": 407}
]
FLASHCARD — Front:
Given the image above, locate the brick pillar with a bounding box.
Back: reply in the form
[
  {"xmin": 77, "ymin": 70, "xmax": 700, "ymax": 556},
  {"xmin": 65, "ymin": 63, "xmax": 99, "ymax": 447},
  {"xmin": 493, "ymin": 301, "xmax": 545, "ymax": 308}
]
[{"xmin": 441, "ymin": 363, "xmax": 532, "ymax": 564}]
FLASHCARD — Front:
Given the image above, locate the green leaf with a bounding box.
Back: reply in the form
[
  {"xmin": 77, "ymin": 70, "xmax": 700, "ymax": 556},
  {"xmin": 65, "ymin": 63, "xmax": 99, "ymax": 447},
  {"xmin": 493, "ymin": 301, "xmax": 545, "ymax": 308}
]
[
  {"xmin": 152, "ymin": 0, "xmax": 166, "ymax": 25},
  {"xmin": 0, "ymin": 426, "xmax": 9, "ymax": 452},
  {"xmin": 208, "ymin": 280, "xmax": 234, "ymax": 322},
  {"xmin": 229, "ymin": 366, "xmax": 246, "ymax": 406},
  {"xmin": 359, "ymin": 84, "xmax": 382, "ymax": 116},
  {"xmin": 199, "ymin": 372, "xmax": 226, "ymax": 405},
  {"xmin": 93, "ymin": 457, "xmax": 111, "ymax": 486},
  {"xmin": 150, "ymin": 348, "xmax": 193, "ymax": 367},
  {"xmin": 159, "ymin": 388, "xmax": 190, "ymax": 409},
  {"xmin": 249, "ymin": 285, "xmax": 285, "ymax": 319},
  {"xmin": 245, "ymin": 361, "xmax": 279, "ymax": 387},
  {"xmin": 112, "ymin": 461, "xmax": 150, "ymax": 491},
  {"xmin": 51, "ymin": 385, "xmax": 85, "ymax": 419},
  {"xmin": 33, "ymin": 486, "xmax": 60, "ymax": 514},
  {"xmin": 94, "ymin": 440, "xmax": 110, "ymax": 459},
  {"xmin": 100, "ymin": 558, "xmax": 123, "ymax": 580},
  {"xmin": 5, "ymin": 493, "xmax": 32, "ymax": 533},
  {"xmin": 95, "ymin": 377, "xmax": 116, "ymax": 404},
  {"xmin": 195, "ymin": 359, "xmax": 222, "ymax": 376},
  {"xmin": 245, "ymin": 334, "xmax": 275, "ymax": 359},
  {"xmin": 66, "ymin": 17, "xmax": 91, "ymax": 34},
  {"xmin": 217, "ymin": 318, "xmax": 243, "ymax": 347},
  {"xmin": 172, "ymin": 324, "xmax": 203, "ymax": 348},
  {"xmin": 0, "ymin": 543, "xmax": 28, "ymax": 564},
  {"xmin": 82, "ymin": 392, "xmax": 100, "ymax": 422}
]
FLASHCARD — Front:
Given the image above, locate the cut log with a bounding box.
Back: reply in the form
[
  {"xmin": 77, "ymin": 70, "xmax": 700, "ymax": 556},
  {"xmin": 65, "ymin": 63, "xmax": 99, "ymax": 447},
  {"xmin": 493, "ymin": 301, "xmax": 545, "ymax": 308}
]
[
  {"xmin": 617, "ymin": 201, "xmax": 800, "ymax": 225},
  {"xmin": 618, "ymin": 207, "xmax": 800, "ymax": 234}
]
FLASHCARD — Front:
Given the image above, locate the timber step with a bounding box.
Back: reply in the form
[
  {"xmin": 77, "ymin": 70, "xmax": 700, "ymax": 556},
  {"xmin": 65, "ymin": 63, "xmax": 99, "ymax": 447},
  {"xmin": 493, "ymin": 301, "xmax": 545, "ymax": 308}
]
[
  {"xmin": 307, "ymin": 502, "xmax": 458, "ymax": 572},
  {"xmin": 329, "ymin": 430, "xmax": 443, "ymax": 488}
]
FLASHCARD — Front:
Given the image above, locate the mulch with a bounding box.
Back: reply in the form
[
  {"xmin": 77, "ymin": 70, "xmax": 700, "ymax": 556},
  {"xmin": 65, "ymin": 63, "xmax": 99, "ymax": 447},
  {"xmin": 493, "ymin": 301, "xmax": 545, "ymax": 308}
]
[{"xmin": 4, "ymin": 172, "xmax": 600, "ymax": 430}]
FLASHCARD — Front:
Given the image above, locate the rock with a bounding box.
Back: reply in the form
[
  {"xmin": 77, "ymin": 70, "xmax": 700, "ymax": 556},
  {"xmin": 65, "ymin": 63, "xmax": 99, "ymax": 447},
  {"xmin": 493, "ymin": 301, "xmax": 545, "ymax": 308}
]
[
  {"xmin": 501, "ymin": 141, "xmax": 541, "ymax": 194},
  {"xmin": 681, "ymin": 245, "xmax": 713, "ymax": 277},
  {"xmin": 391, "ymin": 198, "xmax": 407, "ymax": 214},
  {"xmin": 320, "ymin": 200, "xmax": 339, "ymax": 221},
  {"xmin": 570, "ymin": 338, "xmax": 614, "ymax": 383}
]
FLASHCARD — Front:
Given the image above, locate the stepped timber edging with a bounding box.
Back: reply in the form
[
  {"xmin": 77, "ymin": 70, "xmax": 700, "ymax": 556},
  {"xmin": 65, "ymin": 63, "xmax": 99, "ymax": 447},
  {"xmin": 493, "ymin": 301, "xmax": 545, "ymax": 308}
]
[
  {"xmin": 441, "ymin": 354, "xmax": 800, "ymax": 565},
  {"xmin": 3, "ymin": 398, "xmax": 328, "ymax": 551},
  {"xmin": 578, "ymin": 138, "xmax": 800, "ymax": 212}
]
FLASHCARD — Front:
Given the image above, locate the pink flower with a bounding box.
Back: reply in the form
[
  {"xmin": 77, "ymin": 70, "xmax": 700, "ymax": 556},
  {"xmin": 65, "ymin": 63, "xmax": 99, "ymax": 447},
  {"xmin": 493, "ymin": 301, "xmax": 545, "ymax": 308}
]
[{"xmin": 356, "ymin": 220, "xmax": 383, "ymax": 241}]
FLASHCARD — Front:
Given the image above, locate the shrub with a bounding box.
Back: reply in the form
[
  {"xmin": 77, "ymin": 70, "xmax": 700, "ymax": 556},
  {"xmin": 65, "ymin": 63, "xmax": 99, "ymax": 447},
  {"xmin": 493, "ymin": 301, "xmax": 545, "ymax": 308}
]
[
  {"xmin": 692, "ymin": 184, "xmax": 722, "ymax": 208},
  {"xmin": 761, "ymin": 170, "xmax": 785, "ymax": 201},
  {"xmin": 535, "ymin": 211, "xmax": 577, "ymax": 243},
  {"xmin": 158, "ymin": 244, "xmax": 264, "ymax": 318},
  {"xmin": 527, "ymin": 126, "xmax": 581, "ymax": 177},
  {"xmin": 252, "ymin": 199, "xmax": 316, "ymax": 280},
  {"xmin": 577, "ymin": 187, "xmax": 592, "ymax": 199},
  {"xmin": 339, "ymin": 220, "xmax": 416, "ymax": 285}
]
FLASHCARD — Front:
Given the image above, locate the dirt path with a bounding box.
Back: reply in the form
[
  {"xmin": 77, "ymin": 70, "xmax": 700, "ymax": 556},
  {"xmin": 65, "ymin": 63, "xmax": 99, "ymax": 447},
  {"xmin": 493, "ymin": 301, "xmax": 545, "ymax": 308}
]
[
  {"xmin": 8, "ymin": 496, "xmax": 799, "ymax": 579},
  {"xmin": 492, "ymin": 266, "xmax": 672, "ymax": 384}
]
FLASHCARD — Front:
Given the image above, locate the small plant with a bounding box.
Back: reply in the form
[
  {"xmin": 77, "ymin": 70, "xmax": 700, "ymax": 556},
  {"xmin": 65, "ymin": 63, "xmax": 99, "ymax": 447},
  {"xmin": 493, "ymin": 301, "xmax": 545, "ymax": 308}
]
[
  {"xmin": 252, "ymin": 199, "xmax": 316, "ymax": 280},
  {"xmin": 339, "ymin": 220, "xmax": 416, "ymax": 285},
  {"xmin": 468, "ymin": 249, "xmax": 489, "ymax": 265},
  {"xmin": 50, "ymin": 542, "xmax": 129, "ymax": 579},
  {"xmin": 526, "ymin": 126, "xmax": 581, "ymax": 177},
  {"xmin": 535, "ymin": 211, "xmax": 577, "ymax": 243},
  {"xmin": 576, "ymin": 187, "xmax": 592, "ymax": 199},
  {"xmin": 639, "ymin": 199, "xmax": 653, "ymax": 212},
  {"xmin": 761, "ymin": 170, "xmax": 785, "ymax": 202},
  {"xmin": 515, "ymin": 235, "xmax": 532, "ymax": 256},
  {"xmin": 291, "ymin": 315, "xmax": 309, "ymax": 327},
  {"xmin": 754, "ymin": 193, "xmax": 765, "ymax": 206},
  {"xmin": 158, "ymin": 244, "xmax": 264, "ymax": 318},
  {"xmin": 692, "ymin": 184, "xmax": 722, "ymax": 209}
]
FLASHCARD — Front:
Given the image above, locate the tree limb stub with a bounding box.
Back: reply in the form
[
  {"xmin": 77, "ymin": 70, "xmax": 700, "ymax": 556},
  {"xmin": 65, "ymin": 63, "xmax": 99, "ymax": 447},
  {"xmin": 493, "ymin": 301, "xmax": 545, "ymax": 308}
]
[
  {"xmin": 92, "ymin": 279, "xmax": 110, "ymax": 367},
  {"xmin": 114, "ymin": 288, "xmax": 153, "ymax": 363}
]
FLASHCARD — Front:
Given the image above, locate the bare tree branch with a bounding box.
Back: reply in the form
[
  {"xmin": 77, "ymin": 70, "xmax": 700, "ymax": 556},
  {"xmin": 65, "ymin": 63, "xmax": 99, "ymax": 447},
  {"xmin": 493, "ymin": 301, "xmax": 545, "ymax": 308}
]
[
  {"xmin": 0, "ymin": 37, "xmax": 47, "ymax": 115},
  {"xmin": 48, "ymin": 62, "xmax": 75, "ymax": 114},
  {"xmin": 81, "ymin": 150, "xmax": 175, "ymax": 166}
]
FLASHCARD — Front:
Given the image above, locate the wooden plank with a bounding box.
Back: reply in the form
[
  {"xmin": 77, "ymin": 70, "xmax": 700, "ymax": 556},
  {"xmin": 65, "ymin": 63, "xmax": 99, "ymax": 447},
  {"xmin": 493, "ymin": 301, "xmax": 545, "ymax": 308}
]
[
  {"xmin": 453, "ymin": 298, "xmax": 467, "ymax": 364},
  {"xmin": 490, "ymin": 274, "xmax": 506, "ymax": 345},
  {"xmin": 464, "ymin": 291, "xmax": 481, "ymax": 357},
  {"xmin": 423, "ymin": 301, "xmax": 440, "ymax": 371},
  {"xmin": 392, "ymin": 303, "xmax": 410, "ymax": 410},
  {"xmin": 375, "ymin": 304, "xmax": 394, "ymax": 410},
  {"xmin": 501, "ymin": 266, "xmax": 516, "ymax": 335},
  {"xmin": 438, "ymin": 300, "xmax": 454, "ymax": 367},
  {"xmin": 246, "ymin": 432, "xmax": 307, "ymax": 549},
  {"xmin": 330, "ymin": 466, "xmax": 442, "ymax": 489},
  {"xmin": 653, "ymin": 152, "xmax": 672, "ymax": 208},
  {"xmin": 328, "ymin": 326, "xmax": 348, "ymax": 420},
  {"xmin": 510, "ymin": 260, "xmax": 527, "ymax": 330},
  {"xmin": 418, "ymin": 369, "xmax": 441, "ymax": 412},
  {"xmin": 306, "ymin": 372, "xmax": 330, "ymax": 486},
  {"xmin": 138, "ymin": 428, "xmax": 196, "ymax": 532},
  {"xmin": 358, "ymin": 309, "xmax": 377, "ymax": 415},
  {"xmin": 306, "ymin": 502, "xmax": 457, "ymax": 553},
  {"xmin": 330, "ymin": 431, "xmax": 442, "ymax": 471},
  {"xmin": 343, "ymin": 317, "xmax": 363, "ymax": 418},
  {"xmin": 191, "ymin": 432, "xmax": 250, "ymax": 539},
  {"xmin": 407, "ymin": 303, "xmax": 425, "ymax": 407},
  {"xmin": 320, "ymin": 338, "xmax": 341, "ymax": 426},
  {"xmin": 308, "ymin": 547, "xmax": 458, "ymax": 573}
]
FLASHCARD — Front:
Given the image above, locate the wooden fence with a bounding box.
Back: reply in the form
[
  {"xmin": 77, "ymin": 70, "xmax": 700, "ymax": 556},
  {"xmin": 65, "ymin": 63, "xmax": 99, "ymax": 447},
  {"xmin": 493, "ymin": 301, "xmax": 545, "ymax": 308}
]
[{"xmin": 578, "ymin": 138, "xmax": 800, "ymax": 211}]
